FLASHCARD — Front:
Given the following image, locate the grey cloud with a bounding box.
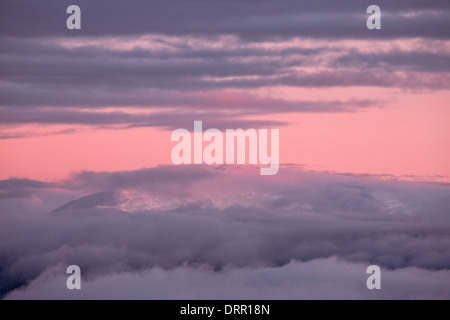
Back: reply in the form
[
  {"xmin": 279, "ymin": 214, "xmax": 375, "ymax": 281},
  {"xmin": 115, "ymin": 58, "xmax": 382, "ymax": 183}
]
[
  {"xmin": 1, "ymin": 5, "xmax": 448, "ymax": 128},
  {"xmin": 1, "ymin": 48, "xmax": 447, "ymax": 115},
  {"xmin": 1, "ymin": 1, "xmax": 449, "ymax": 40},
  {"xmin": 6, "ymin": 258, "xmax": 450, "ymax": 300},
  {"xmin": 0, "ymin": 90, "xmax": 381, "ymax": 132},
  {"xmin": 1, "ymin": 205, "xmax": 450, "ymax": 299},
  {"xmin": 1, "ymin": 37, "xmax": 449, "ymax": 97},
  {"xmin": 66, "ymin": 165, "xmax": 217, "ymax": 192},
  {"xmin": 0, "ymin": 179, "xmax": 53, "ymax": 200},
  {"xmin": 0, "ymin": 37, "xmax": 324, "ymax": 61},
  {"xmin": 0, "ymin": 54, "xmax": 282, "ymax": 86},
  {"xmin": 1, "ymin": 166, "xmax": 450, "ymax": 298}
]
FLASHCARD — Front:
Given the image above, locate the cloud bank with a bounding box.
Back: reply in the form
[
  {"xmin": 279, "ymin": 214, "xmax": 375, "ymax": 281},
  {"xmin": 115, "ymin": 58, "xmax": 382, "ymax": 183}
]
[
  {"xmin": 1, "ymin": 166, "xmax": 449, "ymax": 299},
  {"xmin": 6, "ymin": 258, "xmax": 450, "ymax": 300}
]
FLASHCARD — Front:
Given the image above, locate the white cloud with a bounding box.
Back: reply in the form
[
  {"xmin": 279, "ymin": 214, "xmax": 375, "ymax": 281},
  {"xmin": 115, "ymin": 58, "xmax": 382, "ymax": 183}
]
[{"xmin": 6, "ymin": 258, "xmax": 450, "ymax": 300}]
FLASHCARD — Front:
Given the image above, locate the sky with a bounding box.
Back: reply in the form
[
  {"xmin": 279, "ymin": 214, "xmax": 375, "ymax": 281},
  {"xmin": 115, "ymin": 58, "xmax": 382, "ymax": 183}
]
[
  {"xmin": 0, "ymin": 0, "xmax": 449, "ymax": 300},
  {"xmin": 0, "ymin": 0, "xmax": 449, "ymax": 181}
]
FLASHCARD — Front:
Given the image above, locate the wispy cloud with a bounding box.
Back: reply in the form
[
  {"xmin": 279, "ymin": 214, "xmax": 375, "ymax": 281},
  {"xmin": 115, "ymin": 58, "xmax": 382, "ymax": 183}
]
[{"xmin": 1, "ymin": 1, "xmax": 449, "ymax": 138}]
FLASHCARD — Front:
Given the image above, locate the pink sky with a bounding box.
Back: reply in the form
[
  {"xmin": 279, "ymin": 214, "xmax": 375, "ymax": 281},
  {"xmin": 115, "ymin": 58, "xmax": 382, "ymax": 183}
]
[
  {"xmin": 1, "ymin": 13, "xmax": 449, "ymax": 183},
  {"xmin": 1, "ymin": 88, "xmax": 449, "ymax": 182}
]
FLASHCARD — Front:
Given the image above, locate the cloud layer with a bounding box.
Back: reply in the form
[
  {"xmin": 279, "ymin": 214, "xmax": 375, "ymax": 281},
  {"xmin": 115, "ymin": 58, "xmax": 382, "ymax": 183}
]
[
  {"xmin": 1, "ymin": 166, "xmax": 449, "ymax": 299},
  {"xmin": 2, "ymin": 0, "xmax": 450, "ymax": 39},
  {"xmin": 1, "ymin": 1, "xmax": 449, "ymax": 135},
  {"xmin": 6, "ymin": 258, "xmax": 450, "ymax": 300}
]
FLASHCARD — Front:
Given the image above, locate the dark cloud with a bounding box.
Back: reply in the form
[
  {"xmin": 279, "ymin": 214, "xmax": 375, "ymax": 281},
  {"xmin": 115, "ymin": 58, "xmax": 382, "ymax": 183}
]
[
  {"xmin": 0, "ymin": 179, "xmax": 53, "ymax": 200},
  {"xmin": 65, "ymin": 165, "xmax": 217, "ymax": 192},
  {"xmin": 1, "ymin": 37, "xmax": 448, "ymax": 97},
  {"xmin": 0, "ymin": 52, "xmax": 282, "ymax": 86},
  {"xmin": 1, "ymin": 0, "xmax": 449, "ymax": 40}
]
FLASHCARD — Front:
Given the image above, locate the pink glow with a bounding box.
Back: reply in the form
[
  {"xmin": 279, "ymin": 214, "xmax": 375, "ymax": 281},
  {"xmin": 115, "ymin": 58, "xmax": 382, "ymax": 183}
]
[
  {"xmin": 0, "ymin": 126, "xmax": 172, "ymax": 181},
  {"xmin": 1, "ymin": 89, "xmax": 449, "ymax": 182}
]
